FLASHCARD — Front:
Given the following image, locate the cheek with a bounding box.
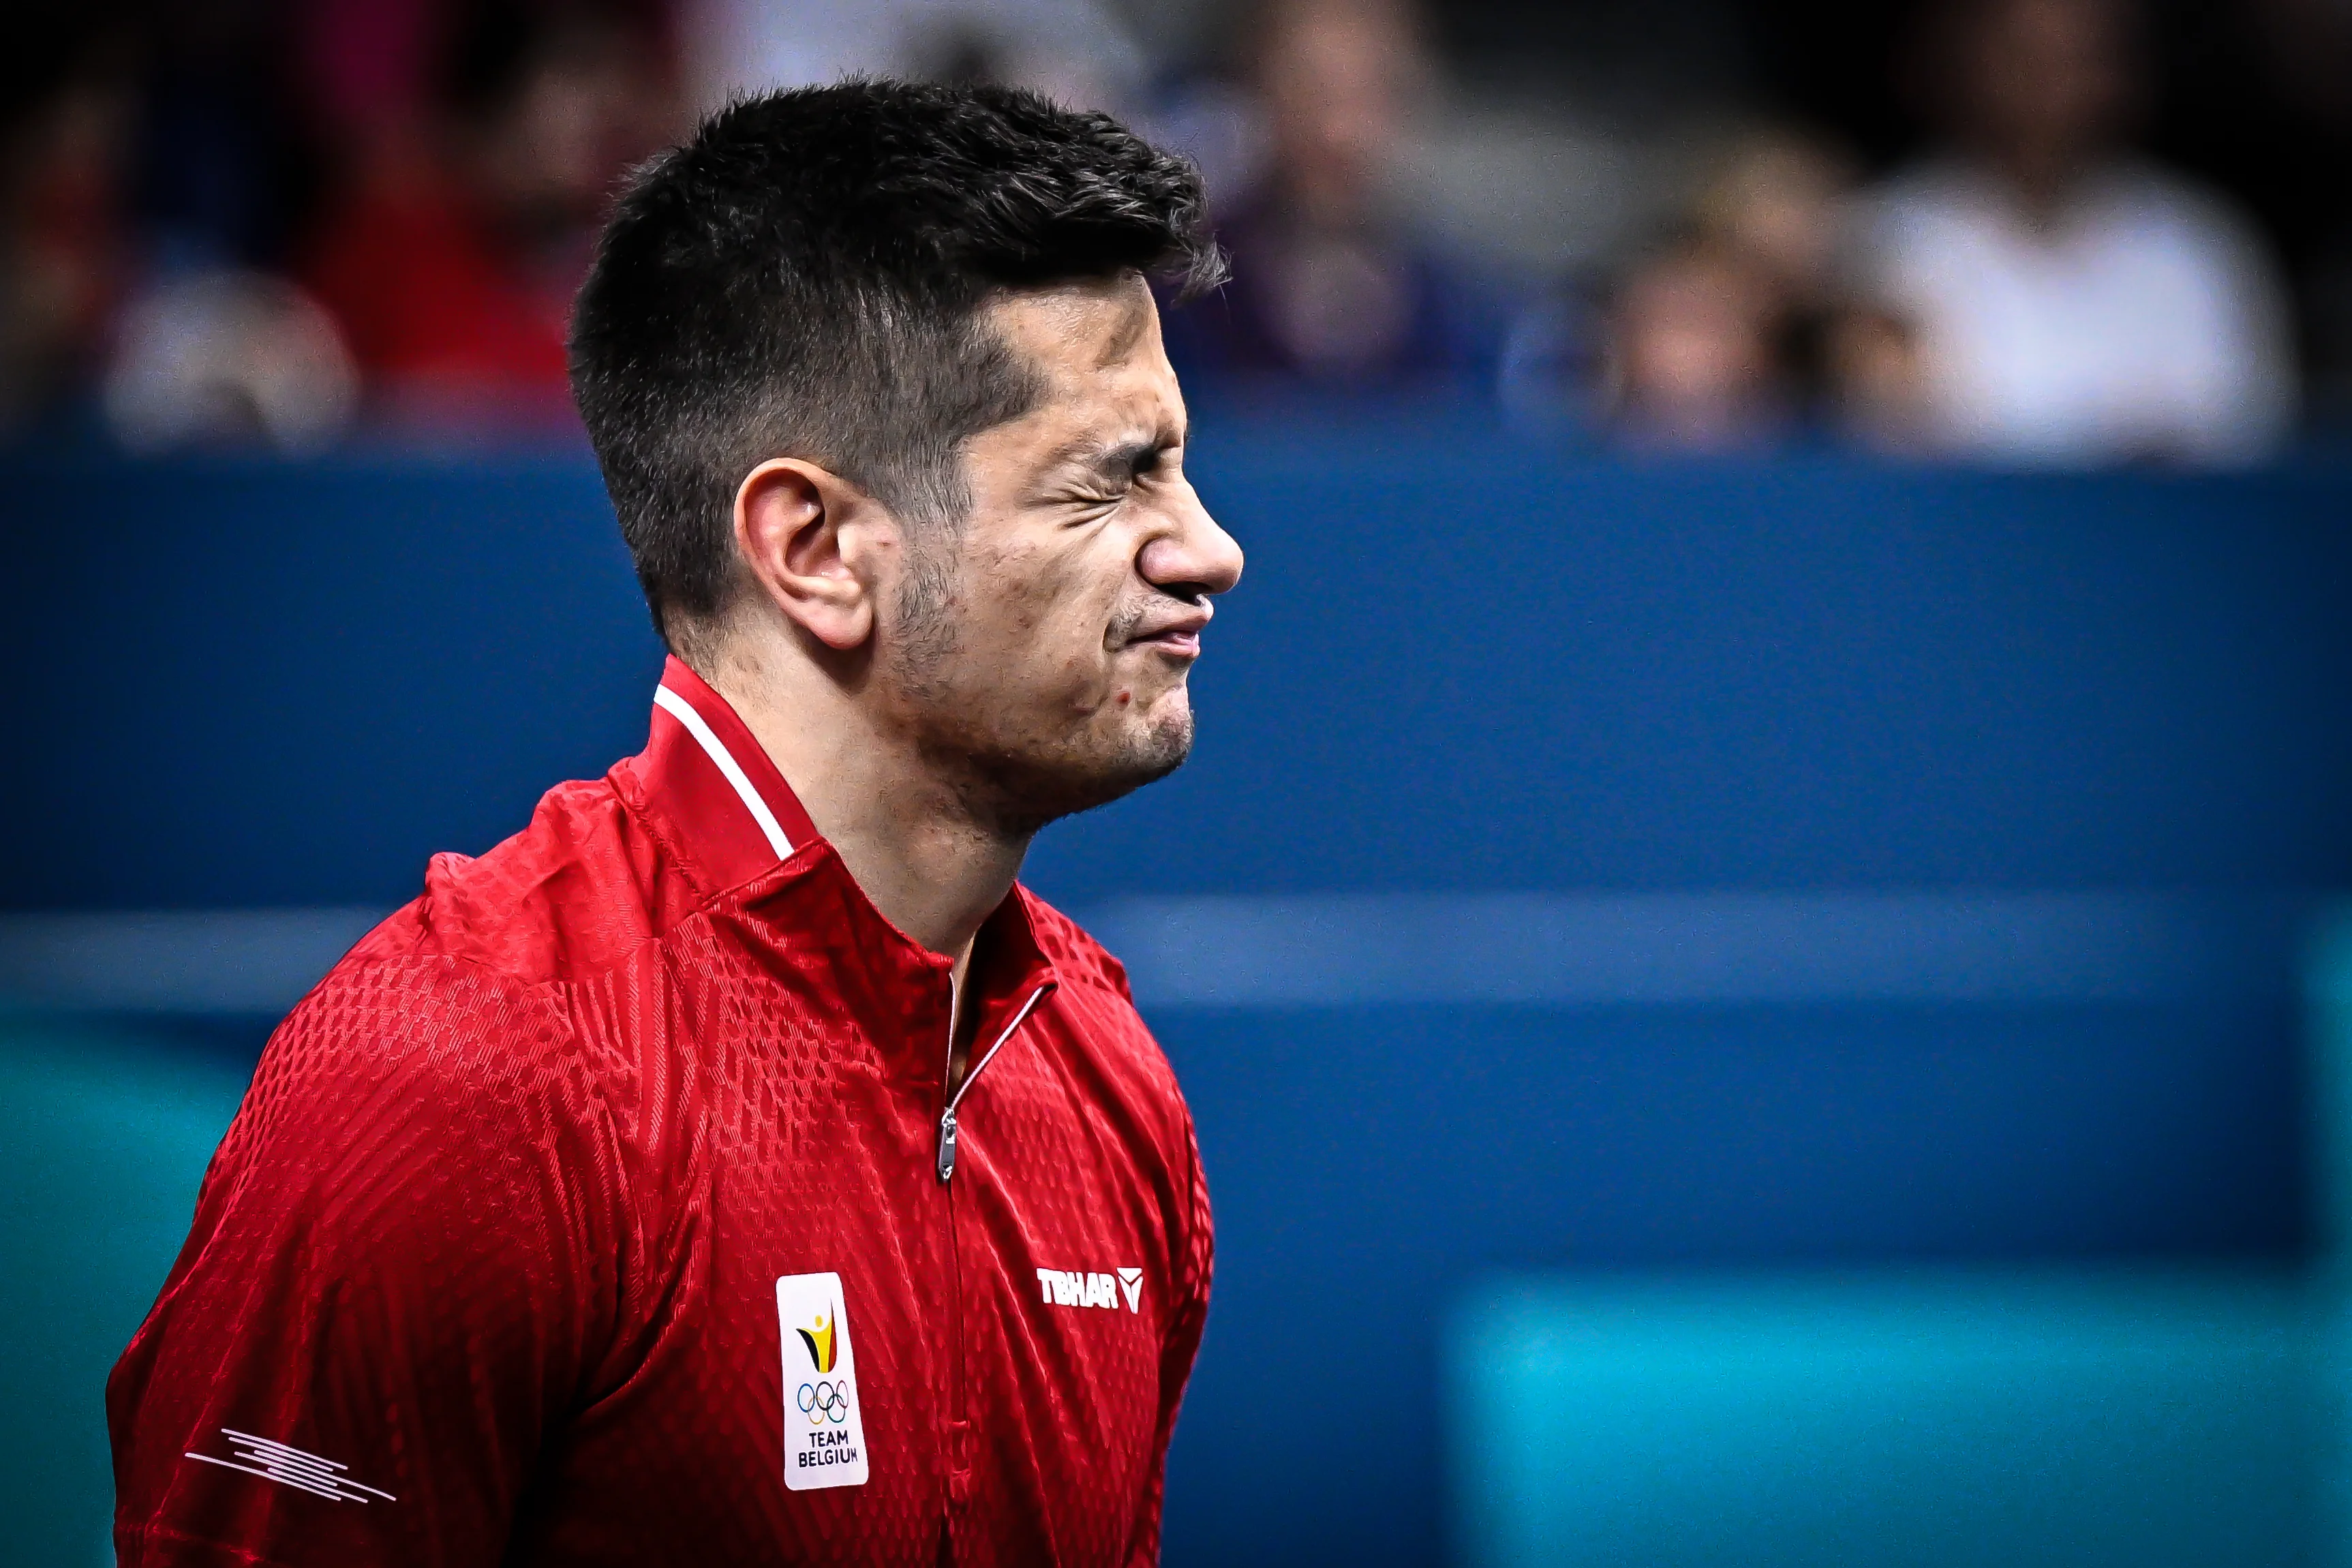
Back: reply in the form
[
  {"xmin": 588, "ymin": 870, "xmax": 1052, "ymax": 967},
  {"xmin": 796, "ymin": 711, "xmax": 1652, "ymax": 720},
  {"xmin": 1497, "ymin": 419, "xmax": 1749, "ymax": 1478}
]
[
  {"xmin": 964, "ymin": 556, "xmax": 1118, "ymax": 698},
  {"xmin": 943, "ymin": 529, "xmax": 1152, "ymax": 718}
]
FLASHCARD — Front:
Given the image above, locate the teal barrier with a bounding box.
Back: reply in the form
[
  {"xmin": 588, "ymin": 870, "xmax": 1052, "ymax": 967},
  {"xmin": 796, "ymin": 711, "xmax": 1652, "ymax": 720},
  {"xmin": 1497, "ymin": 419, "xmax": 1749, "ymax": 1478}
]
[
  {"xmin": 1448, "ymin": 1270, "xmax": 2313, "ymax": 1567},
  {"xmin": 2310, "ymin": 906, "xmax": 2352, "ymax": 1270},
  {"xmin": 0, "ymin": 1024, "xmax": 249, "ymax": 1568},
  {"xmin": 1446, "ymin": 902, "xmax": 2352, "ymax": 1567},
  {"xmin": 2314, "ymin": 906, "xmax": 2352, "ymax": 1566}
]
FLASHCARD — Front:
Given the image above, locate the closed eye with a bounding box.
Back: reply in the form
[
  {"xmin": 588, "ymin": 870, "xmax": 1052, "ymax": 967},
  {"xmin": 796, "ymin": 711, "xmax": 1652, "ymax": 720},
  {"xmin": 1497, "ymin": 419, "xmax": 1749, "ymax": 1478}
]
[{"xmin": 1048, "ymin": 431, "xmax": 1183, "ymax": 497}]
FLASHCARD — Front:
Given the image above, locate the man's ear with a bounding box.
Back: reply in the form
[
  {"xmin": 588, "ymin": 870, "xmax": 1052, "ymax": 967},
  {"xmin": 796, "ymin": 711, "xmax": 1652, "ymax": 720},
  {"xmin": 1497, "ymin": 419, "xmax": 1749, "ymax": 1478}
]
[{"xmin": 733, "ymin": 458, "xmax": 886, "ymax": 651}]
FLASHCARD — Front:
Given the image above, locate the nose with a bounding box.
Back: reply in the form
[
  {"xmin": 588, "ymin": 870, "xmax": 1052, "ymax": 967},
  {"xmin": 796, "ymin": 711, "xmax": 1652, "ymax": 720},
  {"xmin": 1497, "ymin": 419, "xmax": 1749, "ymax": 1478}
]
[{"xmin": 1137, "ymin": 486, "xmax": 1244, "ymax": 602}]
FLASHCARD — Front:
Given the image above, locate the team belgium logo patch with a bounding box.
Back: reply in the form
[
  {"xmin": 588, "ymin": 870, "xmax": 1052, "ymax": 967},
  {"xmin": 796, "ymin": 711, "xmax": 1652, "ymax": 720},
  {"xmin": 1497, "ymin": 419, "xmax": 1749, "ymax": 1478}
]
[
  {"xmin": 797, "ymin": 1308, "xmax": 838, "ymax": 1373},
  {"xmin": 776, "ymin": 1274, "xmax": 869, "ymax": 1490}
]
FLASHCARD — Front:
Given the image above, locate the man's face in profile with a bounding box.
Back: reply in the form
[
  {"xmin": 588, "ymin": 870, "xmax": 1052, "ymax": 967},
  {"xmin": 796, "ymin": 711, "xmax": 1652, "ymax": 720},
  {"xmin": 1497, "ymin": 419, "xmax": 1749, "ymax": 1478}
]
[{"xmin": 879, "ymin": 273, "xmax": 1245, "ymax": 835}]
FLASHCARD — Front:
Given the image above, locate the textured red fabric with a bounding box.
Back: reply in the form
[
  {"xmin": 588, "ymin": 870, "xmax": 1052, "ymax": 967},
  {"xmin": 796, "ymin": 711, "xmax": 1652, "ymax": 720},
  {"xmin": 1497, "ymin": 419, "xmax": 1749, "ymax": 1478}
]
[{"xmin": 108, "ymin": 658, "xmax": 1213, "ymax": 1566}]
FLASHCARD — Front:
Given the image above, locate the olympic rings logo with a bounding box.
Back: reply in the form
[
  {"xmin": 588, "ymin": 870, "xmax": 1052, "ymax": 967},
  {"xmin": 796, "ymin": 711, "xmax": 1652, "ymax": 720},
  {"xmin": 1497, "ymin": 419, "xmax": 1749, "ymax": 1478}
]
[{"xmin": 797, "ymin": 1380, "xmax": 851, "ymax": 1424}]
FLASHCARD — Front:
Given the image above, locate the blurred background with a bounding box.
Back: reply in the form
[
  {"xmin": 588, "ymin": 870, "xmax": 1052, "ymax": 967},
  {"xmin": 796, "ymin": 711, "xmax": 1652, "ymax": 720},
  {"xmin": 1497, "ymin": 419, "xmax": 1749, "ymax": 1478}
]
[{"xmin": 5, "ymin": 0, "xmax": 2352, "ymax": 1563}]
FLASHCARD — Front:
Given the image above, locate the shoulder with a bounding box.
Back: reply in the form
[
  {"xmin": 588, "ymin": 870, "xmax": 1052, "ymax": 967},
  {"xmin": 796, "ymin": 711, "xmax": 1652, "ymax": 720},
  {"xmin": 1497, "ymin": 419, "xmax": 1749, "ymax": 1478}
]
[
  {"xmin": 1019, "ymin": 887, "xmax": 1189, "ymax": 1094},
  {"xmin": 1022, "ymin": 887, "xmax": 1140, "ymax": 1006},
  {"xmin": 239, "ymin": 947, "xmax": 585, "ymax": 1164},
  {"xmin": 348, "ymin": 769, "xmax": 704, "ymax": 987},
  {"xmin": 231, "ymin": 768, "xmax": 698, "ymax": 1164},
  {"xmin": 2098, "ymin": 162, "xmax": 2275, "ymax": 266},
  {"xmin": 192, "ymin": 945, "xmax": 624, "ymax": 1315}
]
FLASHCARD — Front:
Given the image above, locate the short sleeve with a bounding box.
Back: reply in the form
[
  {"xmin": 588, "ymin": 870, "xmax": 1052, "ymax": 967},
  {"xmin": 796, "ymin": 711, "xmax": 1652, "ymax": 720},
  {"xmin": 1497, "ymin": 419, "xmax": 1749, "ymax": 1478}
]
[{"xmin": 107, "ymin": 959, "xmax": 624, "ymax": 1567}]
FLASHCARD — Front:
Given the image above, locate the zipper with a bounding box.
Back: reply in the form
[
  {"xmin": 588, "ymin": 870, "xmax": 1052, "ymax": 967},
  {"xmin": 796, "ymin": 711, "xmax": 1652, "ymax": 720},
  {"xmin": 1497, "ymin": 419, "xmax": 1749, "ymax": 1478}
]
[
  {"xmin": 935, "ymin": 977, "xmax": 1054, "ymax": 1554},
  {"xmin": 936, "ymin": 982, "xmax": 1054, "ymax": 1182}
]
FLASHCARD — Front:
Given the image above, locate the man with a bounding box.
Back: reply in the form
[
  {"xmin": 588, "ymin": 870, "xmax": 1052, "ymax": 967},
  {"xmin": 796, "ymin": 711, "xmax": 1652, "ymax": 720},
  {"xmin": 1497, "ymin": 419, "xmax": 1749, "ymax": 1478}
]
[
  {"xmin": 1162, "ymin": 0, "xmax": 1505, "ymax": 390},
  {"xmin": 1849, "ymin": 0, "xmax": 2295, "ymax": 466},
  {"xmin": 108, "ymin": 80, "xmax": 1242, "ymax": 1566}
]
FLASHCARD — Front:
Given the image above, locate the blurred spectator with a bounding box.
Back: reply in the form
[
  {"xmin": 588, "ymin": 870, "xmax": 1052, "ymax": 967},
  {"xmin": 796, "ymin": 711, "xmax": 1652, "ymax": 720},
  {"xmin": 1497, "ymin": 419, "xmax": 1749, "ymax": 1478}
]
[
  {"xmin": 2, "ymin": 3, "xmax": 360, "ymax": 450},
  {"xmin": 104, "ymin": 268, "xmax": 355, "ymax": 452},
  {"xmin": 680, "ymin": 0, "xmax": 1147, "ymax": 115},
  {"xmin": 303, "ymin": 2, "xmax": 678, "ymax": 436},
  {"xmin": 0, "ymin": 59, "xmax": 133, "ymax": 429},
  {"xmin": 1697, "ymin": 132, "xmax": 1854, "ymax": 312},
  {"xmin": 1822, "ymin": 301, "xmax": 1936, "ymax": 456},
  {"xmin": 1601, "ymin": 237, "xmax": 1788, "ymax": 455},
  {"xmin": 137, "ymin": 0, "xmax": 316, "ymax": 275},
  {"xmin": 5, "ymin": 0, "xmax": 2331, "ymax": 454},
  {"xmin": 1162, "ymin": 0, "xmax": 1508, "ymax": 391},
  {"xmin": 1558, "ymin": 126, "xmax": 1858, "ymax": 454},
  {"xmin": 1847, "ymin": 0, "xmax": 2297, "ymax": 467},
  {"xmin": 108, "ymin": 0, "xmax": 366, "ymax": 455}
]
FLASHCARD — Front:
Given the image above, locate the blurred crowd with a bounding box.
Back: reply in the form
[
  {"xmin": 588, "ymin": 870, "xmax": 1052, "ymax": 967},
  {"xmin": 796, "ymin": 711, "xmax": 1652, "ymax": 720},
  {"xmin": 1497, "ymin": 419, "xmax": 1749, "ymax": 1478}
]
[{"xmin": 3, "ymin": 0, "xmax": 2348, "ymax": 466}]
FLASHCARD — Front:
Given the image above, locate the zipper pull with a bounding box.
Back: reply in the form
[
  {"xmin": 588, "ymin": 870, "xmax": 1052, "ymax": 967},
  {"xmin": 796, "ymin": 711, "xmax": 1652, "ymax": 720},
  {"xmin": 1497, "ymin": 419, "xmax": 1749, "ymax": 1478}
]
[
  {"xmin": 936, "ymin": 1107, "xmax": 959, "ymax": 1184},
  {"xmin": 932, "ymin": 983, "xmax": 1052, "ymax": 1186}
]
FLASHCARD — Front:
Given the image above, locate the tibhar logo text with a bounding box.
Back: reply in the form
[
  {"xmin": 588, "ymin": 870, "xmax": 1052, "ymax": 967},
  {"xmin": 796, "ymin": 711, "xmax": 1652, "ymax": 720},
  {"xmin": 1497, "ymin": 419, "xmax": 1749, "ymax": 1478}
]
[{"xmin": 1037, "ymin": 1267, "xmax": 1144, "ymax": 1312}]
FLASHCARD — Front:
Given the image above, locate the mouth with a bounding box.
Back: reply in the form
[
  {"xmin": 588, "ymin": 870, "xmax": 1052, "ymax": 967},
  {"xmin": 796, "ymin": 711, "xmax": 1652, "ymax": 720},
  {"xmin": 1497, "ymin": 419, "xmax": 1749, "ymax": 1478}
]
[{"xmin": 1124, "ymin": 604, "xmax": 1210, "ymax": 660}]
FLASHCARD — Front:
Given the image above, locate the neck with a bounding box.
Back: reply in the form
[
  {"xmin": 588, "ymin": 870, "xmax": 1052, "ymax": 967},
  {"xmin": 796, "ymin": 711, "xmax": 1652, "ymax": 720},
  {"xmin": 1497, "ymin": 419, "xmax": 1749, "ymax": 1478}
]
[{"xmin": 706, "ymin": 642, "xmax": 1030, "ymax": 959}]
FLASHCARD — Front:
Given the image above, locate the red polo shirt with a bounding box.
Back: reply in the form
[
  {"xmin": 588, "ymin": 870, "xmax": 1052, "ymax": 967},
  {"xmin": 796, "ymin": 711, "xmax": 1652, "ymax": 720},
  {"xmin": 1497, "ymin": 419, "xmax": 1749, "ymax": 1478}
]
[{"xmin": 107, "ymin": 658, "xmax": 1214, "ymax": 1566}]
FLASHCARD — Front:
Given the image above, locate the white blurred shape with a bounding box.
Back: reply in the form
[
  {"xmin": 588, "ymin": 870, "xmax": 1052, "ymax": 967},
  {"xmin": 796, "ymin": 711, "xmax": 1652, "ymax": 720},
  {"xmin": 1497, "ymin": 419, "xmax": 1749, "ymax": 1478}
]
[
  {"xmin": 103, "ymin": 271, "xmax": 357, "ymax": 457},
  {"xmin": 683, "ymin": 0, "xmax": 1146, "ymax": 112},
  {"xmin": 1854, "ymin": 161, "xmax": 2297, "ymax": 468}
]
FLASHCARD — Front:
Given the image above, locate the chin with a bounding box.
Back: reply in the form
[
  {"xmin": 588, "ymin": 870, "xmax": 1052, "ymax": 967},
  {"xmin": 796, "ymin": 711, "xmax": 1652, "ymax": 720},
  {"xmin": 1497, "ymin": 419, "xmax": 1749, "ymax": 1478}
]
[
  {"xmin": 914, "ymin": 673, "xmax": 1199, "ymax": 836},
  {"xmin": 1111, "ymin": 704, "xmax": 1195, "ymax": 787},
  {"xmin": 971, "ymin": 707, "xmax": 1194, "ymax": 837},
  {"xmin": 1064, "ymin": 703, "xmax": 1195, "ymax": 810}
]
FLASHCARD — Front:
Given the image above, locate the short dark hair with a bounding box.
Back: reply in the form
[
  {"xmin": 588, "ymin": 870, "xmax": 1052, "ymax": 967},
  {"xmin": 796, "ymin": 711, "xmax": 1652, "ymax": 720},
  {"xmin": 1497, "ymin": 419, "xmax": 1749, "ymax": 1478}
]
[{"xmin": 569, "ymin": 80, "xmax": 1224, "ymax": 655}]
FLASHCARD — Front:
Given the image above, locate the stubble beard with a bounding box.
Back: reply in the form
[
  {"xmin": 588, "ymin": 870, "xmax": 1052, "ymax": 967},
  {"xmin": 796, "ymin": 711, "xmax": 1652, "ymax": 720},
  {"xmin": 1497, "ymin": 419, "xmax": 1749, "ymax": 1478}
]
[{"xmin": 890, "ymin": 543, "xmax": 1193, "ymax": 841}]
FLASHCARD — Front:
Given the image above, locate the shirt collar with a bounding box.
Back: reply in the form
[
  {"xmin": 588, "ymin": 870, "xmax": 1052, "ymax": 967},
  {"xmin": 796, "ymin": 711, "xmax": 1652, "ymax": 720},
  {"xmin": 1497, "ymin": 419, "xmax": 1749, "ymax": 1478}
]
[
  {"xmin": 632, "ymin": 655, "xmax": 821, "ymax": 893},
  {"xmin": 622, "ymin": 658, "xmax": 1060, "ymax": 1007}
]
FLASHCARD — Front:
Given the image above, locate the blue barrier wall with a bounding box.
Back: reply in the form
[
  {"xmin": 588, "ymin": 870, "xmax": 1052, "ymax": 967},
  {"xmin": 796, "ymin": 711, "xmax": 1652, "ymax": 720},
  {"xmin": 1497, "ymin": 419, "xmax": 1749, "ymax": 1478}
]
[
  {"xmin": 4, "ymin": 414, "xmax": 2349, "ymax": 1563},
  {"xmin": 8, "ymin": 417, "xmax": 2352, "ymax": 906}
]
